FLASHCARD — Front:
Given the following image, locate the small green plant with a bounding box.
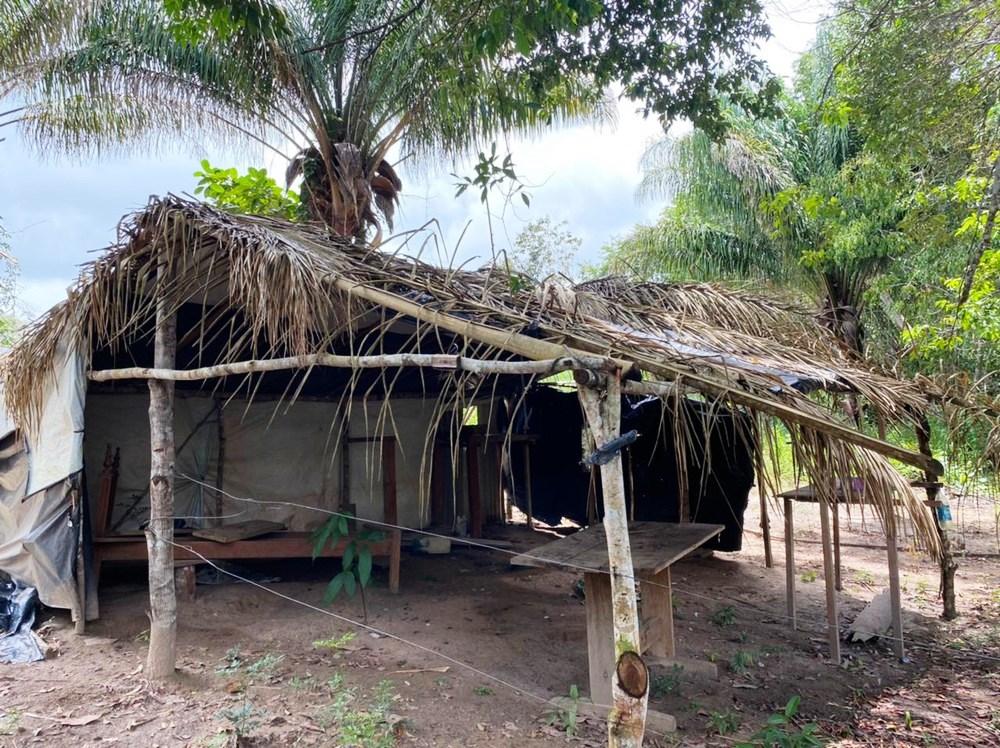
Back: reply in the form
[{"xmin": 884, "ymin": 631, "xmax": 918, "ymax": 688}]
[
  {"xmin": 651, "ymin": 665, "xmax": 684, "ymax": 698},
  {"xmin": 474, "ymin": 685, "xmax": 494, "ymax": 696},
  {"xmin": 736, "ymin": 630, "xmax": 749, "ymax": 644},
  {"xmin": 731, "ymin": 649, "xmax": 758, "ymax": 674},
  {"xmin": 915, "ymin": 580, "xmax": 930, "ymax": 598},
  {"xmin": 246, "ymin": 652, "xmax": 284, "ymax": 680},
  {"xmin": 219, "ymin": 700, "xmax": 264, "ymax": 739},
  {"xmin": 216, "ymin": 646, "xmax": 244, "ymax": 676},
  {"xmin": 711, "ymin": 605, "xmax": 737, "ymax": 626},
  {"xmin": 708, "ymin": 709, "xmax": 741, "ymax": 736},
  {"xmin": 289, "ymin": 674, "xmax": 316, "ymax": 691},
  {"xmin": 854, "ymin": 570, "xmax": 875, "ymax": 586},
  {"xmin": 800, "ymin": 570, "xmax": 818, "ymax": 583},
  {"xmin": 735, "ymin": 696, "xmax": 825, "ymax": 747},
  {"xmin": 313, "ymin": 512, "xmax": 384, "ymax": 620},
  {"xmin": 314, "ymin": 631, "xmax": 358, "ymax": 651},
  {"xmin": 318, "ymin": 678, "xmax": 398, "ymax": 748},
  {"xmin": 0, "ymin": 710, "xmax": 21, "ymax": 736},
  {"xmin": 546, "ymin": 684, "xmax": 581, "ymax": 736}
]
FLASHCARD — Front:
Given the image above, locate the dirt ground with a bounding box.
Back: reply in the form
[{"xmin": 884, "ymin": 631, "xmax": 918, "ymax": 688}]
[{"xmin": 1, "ymin": 493, "xmax": 998, "ymax": 747}]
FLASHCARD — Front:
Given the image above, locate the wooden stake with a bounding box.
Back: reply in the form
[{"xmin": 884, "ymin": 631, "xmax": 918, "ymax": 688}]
[
  {"xmin": 145, "ymin": 258, "xmax": 177, "ymax": 679},
  {"xmin": 818, "ymin": 499, "xmax": 840, "ymax": 664},
  {"xmin": 885, "ymin": 516, "xmax": 904, "ymax": 660},
  {"xmin": 760, "ymin": 492, "xmax": 773, "ymax": 568},
  {"xmin": 915, "ymin": 416, "xmax": 957, "ymax": 620},
  {"xmin": 578, "ymin": 374, "xmax": 648, "ymax": 748},
  {"xmin": 784, "ymin": 496, "xmax": 796, "ymax": 630}
]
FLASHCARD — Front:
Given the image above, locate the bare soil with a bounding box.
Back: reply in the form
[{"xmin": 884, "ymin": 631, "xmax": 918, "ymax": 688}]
[{"xmin": 1, "ymin": 494, "xmax": 998, "ymax": 747}]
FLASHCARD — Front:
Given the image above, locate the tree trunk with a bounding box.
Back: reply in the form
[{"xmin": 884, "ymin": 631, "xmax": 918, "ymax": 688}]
[
  {"xmin": 577, "ymin": 372, "xmax": 648, "ymax": 747},
  {"xmin": 145, "ymin": 263, "xmax": 177, "ymax": 678},
  {"xmin": 916, "ymin": 416, "xmax": 957, "ymax": 620}
]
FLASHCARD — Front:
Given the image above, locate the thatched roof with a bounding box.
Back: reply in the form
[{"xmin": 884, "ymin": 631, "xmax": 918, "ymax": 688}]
[{"xmin": 3, "ymin": 195, "xmax": 968, "ymax": 554}]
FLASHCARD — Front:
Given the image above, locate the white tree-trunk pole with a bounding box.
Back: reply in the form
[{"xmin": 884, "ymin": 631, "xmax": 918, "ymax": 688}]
[
  {"xmin": 145, "ymin": 260, "xmax": 177, "ymax": 679},
  {"xmin": 578, "ymin": 372, "xmax": 648, "ymax": 747}
]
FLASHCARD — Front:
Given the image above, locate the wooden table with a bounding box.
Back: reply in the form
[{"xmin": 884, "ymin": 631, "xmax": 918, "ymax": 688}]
[
  {"xmin": 779, "ymin": 484, "xmax": 903, "ymax": 663},
  {"xmin": 511, "ymin": 521, "xmax": 723, "ymax": 705}
]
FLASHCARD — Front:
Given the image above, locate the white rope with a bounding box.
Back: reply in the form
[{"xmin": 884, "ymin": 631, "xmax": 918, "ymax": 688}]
[{"xmin": 171, "ymin": 472, "xmax": 1000, "ymax": 666}]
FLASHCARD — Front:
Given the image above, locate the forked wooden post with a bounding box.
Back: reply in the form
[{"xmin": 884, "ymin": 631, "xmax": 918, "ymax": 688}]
[
  {"xmin": 577, "ymin": 372, "xmax": 648, "ymax": 748},
  {"xmin": 145, "ymin": 258, "xmax": 177, "ymax": 679}
]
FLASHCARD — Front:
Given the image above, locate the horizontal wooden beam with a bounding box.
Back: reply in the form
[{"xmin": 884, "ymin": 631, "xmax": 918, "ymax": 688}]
[
  {"xmin": 88, "ymin": 352, "xmax": 612, "ymax": 382},
  {"xmin": 623, "ymin": 379, "xmax": 944, "ymax": 477}
]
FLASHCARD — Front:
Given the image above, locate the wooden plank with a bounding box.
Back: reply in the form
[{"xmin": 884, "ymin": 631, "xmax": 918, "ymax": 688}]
[
  {"xmin": 523, "ymin": 441, "xmax": 534, "ymax": 530},
  {"xmin": 639, "ymin": 568, "xmax": 674, "ymax": 658},
  {"xmin": 818, "ymin": 500, "xmax": 840, "ymax": 664},
  {"xmin": 382, "ymin": 436, "xmax": 398, "ymax": 526},
  {"xmin": 832, "ymin": 501, "xmax": 842, "ymax": 591},
  {"xmin": 192, "ymin": 520, "xmax": 286, "ymax": 544},
  {"xmin": 510, "ymin": 522, "xmax": 723, "ymax": 576},
  {"xmin": 760, "ymin": 491, "xmax": 773, "ymax": 568},
  {"xmin": 784, "ymin": 496, "xmax": 796, "ymax": 630},
  {"xmin": 584, "ymin": 572, "xmax": 615, "ymax": 706},
  {"xmin": 886, "ymin": 519, "xmax": 904, "ymax": 660},
  {"xmin": 467, "ymin": 436, "xmax": 483, "ymax": 538}
]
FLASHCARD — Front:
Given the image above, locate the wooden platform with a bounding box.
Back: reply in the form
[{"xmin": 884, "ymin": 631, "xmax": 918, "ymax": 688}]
[{"xmin": 93, "ymin": 529, "xmax": 402, "ymax": 594}]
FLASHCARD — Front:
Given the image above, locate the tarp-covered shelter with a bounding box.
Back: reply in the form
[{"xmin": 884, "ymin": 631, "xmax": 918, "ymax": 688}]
[{"xmin": 0, "ymin": 196, "xmax": 962, "ymax": 623}]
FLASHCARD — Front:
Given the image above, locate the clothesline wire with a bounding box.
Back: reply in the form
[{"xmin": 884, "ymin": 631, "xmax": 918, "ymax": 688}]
[
  {"xmin": 149, "ymin": 530, "xmax": 676, "ymax": 741},
  {"xmin": 169, "ymin": 472, "xmax": 1000, "ymax": 666}
]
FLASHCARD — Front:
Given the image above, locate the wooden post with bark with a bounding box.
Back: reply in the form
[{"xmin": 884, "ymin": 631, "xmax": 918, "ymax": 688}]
[
  {"xmin": 577, "ymin": 370, "xmax": 648, "ymax": 748},
  {"xmin": 145, "ymin": 260, "xmax": 178, "ymax": 678},
  {"xmin": 916, "ymin": 416, "xmax": 957, "ymax": 620}
]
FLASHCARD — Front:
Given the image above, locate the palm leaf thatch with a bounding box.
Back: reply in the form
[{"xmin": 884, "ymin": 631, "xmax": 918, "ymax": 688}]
[{"xmin": 3, "ymin": 196, "xmax": 972, "ymax": 556}]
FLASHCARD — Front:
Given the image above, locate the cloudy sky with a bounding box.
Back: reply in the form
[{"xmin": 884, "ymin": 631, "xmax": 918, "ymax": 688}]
[{"xmin": 0, "ymin": 1, "xmax": 829, "ymax": 319}]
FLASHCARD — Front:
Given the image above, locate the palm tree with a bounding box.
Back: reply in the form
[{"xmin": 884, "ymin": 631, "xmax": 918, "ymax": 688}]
[
  {"xmin": 1, "ymin": 0, "xmax": 602, "ymax": 238},
  {"xmin": 603, "ymin": 35, "xmax": 892, "ymax": 355}
]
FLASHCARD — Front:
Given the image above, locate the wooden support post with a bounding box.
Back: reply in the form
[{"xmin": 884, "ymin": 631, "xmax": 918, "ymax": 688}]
[
  {"xmin": 760, "ymin": 491, "xmax": 773, "ymax": 568},
  {"xmin": 916, "ymin": 416, "xmax": 957, "ymax": 620},
  {"xmin": 145, "ymin": 262, "xmax": 177, "ymax": 679},
  {"xmin": 523, "ymin": 441, "xmax": 534, "ymax": 530},
  {"xmin": 578, "ymin": 373, "xmax": 649, "ymax": 748},
  {"xmin": 784, "ymin": 496, "xmax": 796, "ymax": 630},
  {"xmin": 431, "ymin": 443, "xmax": 446, "ymax": 527},
  {"xmin": 832, "ymin": 501, "xmax": 842, "ymax": 592},
  {"xmin": 818, "ymin": 499, "xmax": 840, "ymax": 664},
  {"xmin": 467, "ymin": 435, "xmax": 483, "ymax": 538},
  {"xmin": 584, "ymin": 572, "xmax": 615, "ymax": 705},
  {"xmin": 885, "ymin": 517, "xmax": 904, "ymax": 659},
  {"xmin": 638, "ymin": 568, "xmax": 674, "ymax": 659},
  {"xmin": 382, "ymin": 436, "xmax": 398, "ymax": 526},
  {"xmin": 214, "ymin": 401, "xmax": 225, "ymax": 527}
]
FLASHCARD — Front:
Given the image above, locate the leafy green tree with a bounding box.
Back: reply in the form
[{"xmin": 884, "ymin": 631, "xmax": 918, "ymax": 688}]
[
  {"xmin": 3, "ymin": 0, "xmax": 778, "ymax": 238},
  {"xmin": 193, "ymin": 160, "xmax": 301, "ymax": 220},
  {"xmin": 509, "ymin": 216, "xmax": 582, "ymax": 280}
]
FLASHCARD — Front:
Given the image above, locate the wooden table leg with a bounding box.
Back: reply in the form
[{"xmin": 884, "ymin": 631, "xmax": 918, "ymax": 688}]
[
  {"xmin": 886, "ymin": 521, "xmax": 904, "ymax": 660},
  {"xmin": 523, "ymin": 442, "xmax": 534, "ymax": 530},
  {"xmin": 388, "ymin": 529, "xmax": 401, "ymax": 594},
  {"xmin": 583, "ymin": 572, "xmax": 614, "ymax": 706},
  {"xmin": 833, "ymin": 501, "xmax": 842, "ymax": 591},
  {"xmin": 639, "ymin": 567, "xmax": 674, "ymax": 658},
  {"xmin": 784, "ymin": 497, "xmax": 796, "ymax": 630},
  {"xmin": 819, "ymin": 500, "xmax": 841, "ymax": 664}
]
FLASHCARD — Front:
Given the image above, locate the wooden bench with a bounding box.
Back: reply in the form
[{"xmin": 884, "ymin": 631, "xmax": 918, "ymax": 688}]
[{"xmin": 93, "ymin": 529, "xmax": 402, "ymax": 594}]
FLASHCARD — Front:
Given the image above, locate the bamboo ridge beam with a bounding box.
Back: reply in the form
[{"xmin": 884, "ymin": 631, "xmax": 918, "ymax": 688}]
[
  {"xmin": 622, "ymin": 379, "xmax": 943, "ymax": 477},
  {"xmin": 88, "ymin": 353, "xmax": 612, "ymax": 382}
]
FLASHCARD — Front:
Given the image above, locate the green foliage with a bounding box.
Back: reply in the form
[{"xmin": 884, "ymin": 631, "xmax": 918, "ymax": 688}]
[
  {"xmin": 509, "ymin": 216, "xmax": 582, "ymax": 280},
  {"xmin": 473, "ymin": 685, "xmax": 494, "ymax": 697},
  {"xmin": 193, "ymin": 160, "xmax": 300, "ymax": 220},
  {"xmin": 735, "ymin": 696, "xmax": 826, "ymax": 748},
  {"xmin": 711, "ymin": 605, "xmax": 737, "ymax": 627},
  {"xmin": 313, "ymin": 631, "xmax": 357, "ymax": 651},
  {"xmin": 650, "ymin": 665, "xmax": 683, "ymax": 698},
  {"xmin": 730, "ymin": 649, "xmax": 759, "ymax": 674},
  {"xmin": 319, "ymin": 675, "xmax": 398, "ymax": 747},
  {"xmin": 219, "ymin": 700, "xmax": 264, "ymax": 739},
  {"xmin": 708, "ymin": 709, "xmax": 741, "ymax": 736},
  {"xmin": 312, "ymin": 512, "xmax": 383, "ymax": 606},
  {"xmin": 546, "ymin": 684, "xmax": 581, "ymax": 737},
  {"xmin": 452, "ymin": 143, "xmax": 530, "ymax": 207}
]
